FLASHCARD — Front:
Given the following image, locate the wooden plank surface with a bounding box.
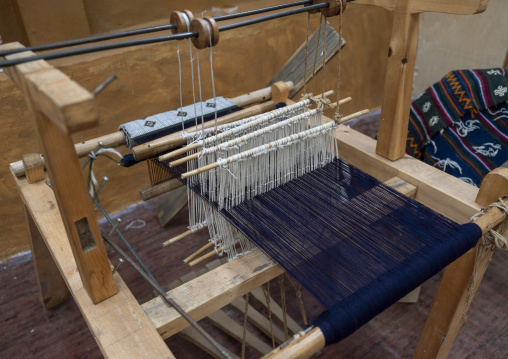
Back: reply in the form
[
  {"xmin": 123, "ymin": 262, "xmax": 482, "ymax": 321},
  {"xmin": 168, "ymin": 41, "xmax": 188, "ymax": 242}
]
[
  {"xmin": 12, "ymin": 172, "xmax": 174, "ymax": 359},
  {"xmin": 142, "ymin": 249, "xmax": 284, "ymax": 339},
  {"xmin": 375, "ymin": 0, "xmax": 420, "ymax": 161},
  {"xmin": 354, "ymin": 0, "xmax": 488, "ymax": 14}
]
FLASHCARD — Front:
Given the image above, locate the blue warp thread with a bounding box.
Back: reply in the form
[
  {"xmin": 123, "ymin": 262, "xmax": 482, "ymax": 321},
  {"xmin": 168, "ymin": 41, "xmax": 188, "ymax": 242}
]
[{"xmin": 158, "ymin": 156, "xmax": 483, "ymax": 345}]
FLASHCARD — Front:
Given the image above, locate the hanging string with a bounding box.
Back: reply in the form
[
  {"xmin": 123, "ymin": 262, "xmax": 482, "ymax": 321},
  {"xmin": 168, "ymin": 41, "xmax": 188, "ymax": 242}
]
[
  {"xmin": 206, "ymin": 24, "xmax": 219, "ymax": 132},
  {"xmin": 262, "ymin": 281, "xmax": 276, "ymax": 348},
  {"xmin": 195, "ymin": 50, "xmax": 206, "ymax": 137},
  {"xmin": 333, "ymin": 1, "xmax": 344, "ymax": 124},
  {"xmin": 286, "ymin": 274, "xmax": 308, "ymax": 326},
  {"xmin": 279, "ymin": 274, "xmax": 289, "ymax": 340},
  {"xmin": 177, "ymin": 41, "xmax": 185, "ymax": 131},
  {"xmin": 463, "ymin": 197, "xmax": 508, "ymax": 322},
  {"xmin": 321, "ymin": 19, "xmax": 328, "ymax": 97},
  {"xmin": 310, "ymin": 14, "xmax": 323, "ymax": 96},
  {"xmin": 301, "ymin": 12, "xmax": 311, "ymax": 99},
  {"xmin": 241, "ymin": 292, "xmax": 250, "ymax": 359},
  {"xmin": 179, "ymin": 12, "xmax": 198, "ymax": 133}
]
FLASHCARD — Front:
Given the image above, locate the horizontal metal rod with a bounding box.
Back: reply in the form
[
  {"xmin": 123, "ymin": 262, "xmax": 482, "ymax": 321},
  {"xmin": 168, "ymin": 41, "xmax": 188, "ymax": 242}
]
[
  {"xmin": 0, "ymin": 0, "xmax": 313, "ymax": 58},
  {"xmin": 0, "ymin": 24, "xmax": 177, "ymax": 57},
  {"xmin": 0, "ymin": 2, "xmax": 331, "ymax": 67},
  {"xmin": 218, "ymin": 2, "xmax": 327, "ymax": 32}
]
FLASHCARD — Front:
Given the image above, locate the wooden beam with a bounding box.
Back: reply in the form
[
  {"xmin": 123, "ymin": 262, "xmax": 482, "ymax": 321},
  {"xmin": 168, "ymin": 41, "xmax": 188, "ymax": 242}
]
[
  {"xmin": 413, "ymin": 168, "xmax": 508, "ymax": 359},
  {"xmin": 375, "ymin": 0, "xmax": 420, "ymax": 160},
  {"xmin": 2, "ymin": 43, "xmax": 98, "ymax": 134},
  {"xmin": 141, "ymin": 249, "xmax": 284, "ymax": 339},
  {"xmin": 23, "ymin": 204, "xmax": 68, "ymax": 309},
  {"xmin": 25, "ymin": 67, "xmax": 99, "ymax": 133},
  {"xmin": 12, "ymin": 171, "xmax": 174, "ymax": 358},
  {"xmin": 353, "ymin": 0, "xmax": 488, "ymax": 14},
  {"xmin": 9, "ymin": 82, "xmax": 294, "ymax": 177},
  {"xmin": 3, "ymin": 43, "xmax": 117, "ymax": 303}
]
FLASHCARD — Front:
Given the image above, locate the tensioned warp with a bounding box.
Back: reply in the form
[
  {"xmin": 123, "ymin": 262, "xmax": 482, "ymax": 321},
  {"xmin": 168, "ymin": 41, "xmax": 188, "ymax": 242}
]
[{"xmin": 161, "ymin": 157, "xmax": 482, "ymax": 345}]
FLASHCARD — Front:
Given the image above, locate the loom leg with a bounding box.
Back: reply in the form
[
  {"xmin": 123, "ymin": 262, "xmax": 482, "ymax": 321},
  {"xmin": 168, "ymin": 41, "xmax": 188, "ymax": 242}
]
[
  {"xmin": 413, "ymin": 168, "xmax": 508, "ymax": 359},
  {"xmin": 23, "ymin": 204, "xmax": 68, "ymax": 309}
]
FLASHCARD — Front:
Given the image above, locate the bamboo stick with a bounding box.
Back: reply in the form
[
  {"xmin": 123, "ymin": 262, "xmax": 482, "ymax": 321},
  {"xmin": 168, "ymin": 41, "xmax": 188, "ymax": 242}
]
[
  {"xmin": 183, "ymin": 241, "xmax": 214, "ymax": 264},
  {"xmin": 163, "ymin": 229, "xmax": 193, "ymax": 247},
  {"xmin": 188, "ymin": 248, "xmax": 221, "ymax": 267}
]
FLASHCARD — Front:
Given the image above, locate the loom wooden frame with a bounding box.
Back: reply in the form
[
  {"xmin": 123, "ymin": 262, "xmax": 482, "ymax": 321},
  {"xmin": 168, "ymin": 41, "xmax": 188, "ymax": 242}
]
[{"xmin": 4, "ymin": 0, "xmax": 502, "ymax": 357}]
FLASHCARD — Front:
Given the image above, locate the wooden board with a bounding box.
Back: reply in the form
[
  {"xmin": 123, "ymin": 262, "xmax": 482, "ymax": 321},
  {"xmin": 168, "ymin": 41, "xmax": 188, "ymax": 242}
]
[{"xmin": 142, "ymin": 249, "xmax": 284, "ymax": 339}]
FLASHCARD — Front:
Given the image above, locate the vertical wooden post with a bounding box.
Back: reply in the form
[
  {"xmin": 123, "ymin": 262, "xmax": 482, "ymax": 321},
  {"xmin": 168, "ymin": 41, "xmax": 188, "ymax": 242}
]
[
  {"xmin": 2, "ymin": 42, "xmax": 117, "ymax": 304},
  {"xmin": 413, "ymin": 168, "xmax": 508, "ymax": 359},
  {"xmin": 23, "ymin": 204, "xmax": 68, "ymax": 309},
  {"xmin": 375, "ymin": 0, "xmax": 420, "ymax": 161}
]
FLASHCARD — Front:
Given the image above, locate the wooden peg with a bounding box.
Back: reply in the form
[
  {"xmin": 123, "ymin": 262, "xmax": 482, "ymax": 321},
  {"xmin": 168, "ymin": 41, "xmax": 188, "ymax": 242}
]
[
  {"xmin": 271, "ymin": 81, "xmax": 290, "ymax": 104},
  {"xmin": 190, "ymin": 17, "xmax": 219, "ymax": 49},
  {"xmin": 170, "ymin": 10, "xmax": 194, "ymax": 34},
  {"xmin": 312, "ymin": 0, "xmax": 347, "ymax": 17},
  {"xmin": 184, "ymin": 241, "xmax": 214, "ymax": 264},
  {"xmin": 22, "ymin": 153, "xmax": 45, "ymax": 183},
  {"xmin": 189, "ymin": 247, "xmax": 221, "ymax": 267}
]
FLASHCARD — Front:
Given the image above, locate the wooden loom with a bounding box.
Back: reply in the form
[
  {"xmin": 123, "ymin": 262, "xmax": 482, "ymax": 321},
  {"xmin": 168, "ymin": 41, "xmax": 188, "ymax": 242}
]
[{"xmin": 2, "ymin": 0, "xmax": 507, "ymax": 358}]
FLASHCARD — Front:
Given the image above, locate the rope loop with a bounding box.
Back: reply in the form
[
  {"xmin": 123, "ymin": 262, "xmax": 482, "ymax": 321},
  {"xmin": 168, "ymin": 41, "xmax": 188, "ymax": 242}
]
[
  {"xmin": 471, "ymin": 197, "xmax": 508, "ymax": 251},
  {"xmin": 299, "ymin": 92, "xmax": 314, "ymax": 102},
  {"xmin": 313, "ymin": 96, "xmax": 331, "ymax": 112}
]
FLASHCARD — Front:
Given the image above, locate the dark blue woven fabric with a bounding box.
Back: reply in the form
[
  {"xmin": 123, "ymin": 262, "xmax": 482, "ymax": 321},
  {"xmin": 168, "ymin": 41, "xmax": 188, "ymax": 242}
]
[
  {"xmin": 157, "ymin": 154, "xmax": 482, "ymax": 345},
  {"xmin": 219, "ymin": 159, "xmax": 482, "ymax": 344}
]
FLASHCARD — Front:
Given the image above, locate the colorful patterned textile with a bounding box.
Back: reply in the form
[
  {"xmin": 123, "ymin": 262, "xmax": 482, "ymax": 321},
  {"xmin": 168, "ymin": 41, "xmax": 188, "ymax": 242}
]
[{"xmin": 406, "ymin": 68, "xmax": 508, "ymax": 187}]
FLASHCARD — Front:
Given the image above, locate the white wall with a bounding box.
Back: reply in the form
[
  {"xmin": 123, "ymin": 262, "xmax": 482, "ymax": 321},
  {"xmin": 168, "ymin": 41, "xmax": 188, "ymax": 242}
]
[{"xmin": 413, "ymin": 0, "xmax": 508, "ymax": 95}]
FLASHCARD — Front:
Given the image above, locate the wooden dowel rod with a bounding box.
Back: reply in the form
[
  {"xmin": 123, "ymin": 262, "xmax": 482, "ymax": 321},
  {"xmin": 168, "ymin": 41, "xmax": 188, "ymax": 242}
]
[
  {"xmin": 183, "ymin": 241, "xmax": 214, "ymax": 264},
  {"xmin": 139, "ymin": 177, "xmax": 184, "ymax": 201},
  {"xmin": 162, "ymin": 143, "xmax": 200, "ymax": 161},
  {"xmin": 182, "ymin": 162, "xmax": 220, "ymax": 179},
  {"xmin": 10, "ymin": 131, "xmax": 126, "ymax": 177},
  {"xmin": 163, "ymin": 229, "xmax": 193, "ymax": 247},
  {"xmin": 168, "ymin": 97, "xmax": 352, "ymax": 166},
  {"xmin": 158, "ymin": 89, "xmax": 336, "ymax": 163},
  {"xmin": 231, "ymin": 81, "xmax": 293, "ymax": 107},
  {"xmin": 11, "ymin": 82, "xmax": 294, "ymax": 177},
  {"xmin": 263, "ymin": 326, "xmax": 325, "ymax": 359},
  {"xmin": 188, "ymin": 248, "xmax": 221, "ymax": 267},
  {"xmin": 170, "ymin": 152, "xmax": 199, "ymax": 168},
  {"xmin": 181, "ymin": 109, "xmax": 369, "ymax": 179},
  {"xmin": 309, "ymin": 90, "xmax": 334, "ymax": 99},
  {"xmin": 134, "ymin": 101, "xmax": 277, "ymax": 161},
  {"xmin": 338, "ymin": 109, "xmax": 370, "ymax": 124}
]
